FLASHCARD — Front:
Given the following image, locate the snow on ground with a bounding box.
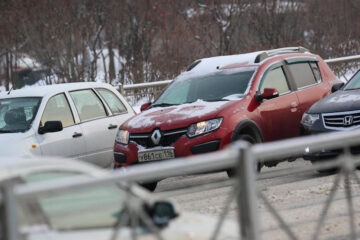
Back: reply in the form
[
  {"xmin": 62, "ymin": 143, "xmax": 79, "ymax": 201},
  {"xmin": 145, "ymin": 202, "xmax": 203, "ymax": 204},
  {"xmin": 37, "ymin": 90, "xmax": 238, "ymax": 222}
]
[{"xmin": 130, "ymin": 96, "xmax": 152, "ymax": 113}]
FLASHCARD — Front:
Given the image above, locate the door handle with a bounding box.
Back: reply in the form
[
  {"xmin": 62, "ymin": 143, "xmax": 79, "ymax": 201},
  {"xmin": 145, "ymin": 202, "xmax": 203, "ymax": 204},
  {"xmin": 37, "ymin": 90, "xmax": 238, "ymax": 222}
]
[
  {"xmin": 108, "ymin": 124, "xmax": 118, "ymax": 130},
  {"xmin": 72, "ymin": 132, "xmax": 83, "ymax": 138},
  {"xmin": 290, "ymin": 102, "xmax": 298, "ymax": 108}
]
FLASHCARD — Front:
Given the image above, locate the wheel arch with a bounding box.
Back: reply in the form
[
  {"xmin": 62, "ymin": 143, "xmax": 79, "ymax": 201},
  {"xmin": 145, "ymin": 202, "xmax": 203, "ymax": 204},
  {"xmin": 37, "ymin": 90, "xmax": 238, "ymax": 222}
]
[{"xmin": 231, "ymin": 120, "xmax": 264, "ymax": 143}]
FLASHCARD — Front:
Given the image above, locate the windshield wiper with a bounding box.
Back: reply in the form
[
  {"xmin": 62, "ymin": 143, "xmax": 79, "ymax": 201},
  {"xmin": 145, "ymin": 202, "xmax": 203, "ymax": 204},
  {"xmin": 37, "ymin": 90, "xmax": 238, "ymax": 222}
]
[
  {"xmin": 204, "ymin": 99, "xmax": 230, "ymax": 102},
  {"xmin": 0, "ymin": 130, "xmax": 17, "ymax": 133},
  {"xmin": 151, "ymin": 103, "xmax": 179, "ymax": 108}
]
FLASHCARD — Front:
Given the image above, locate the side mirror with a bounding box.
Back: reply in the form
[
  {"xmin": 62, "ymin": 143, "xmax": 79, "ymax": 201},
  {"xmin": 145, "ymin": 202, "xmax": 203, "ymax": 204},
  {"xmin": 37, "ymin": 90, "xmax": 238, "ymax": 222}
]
[
  {"xmin": 38, "ymin": 121, "xmax": 63, "ymax": 134},
  {"xmin": 140, "ymin": 102, "xmax": 151, "ymax": 112},
  {"xmin": 256, "ymin": 88, "xmax": 279, "ymax": 101},
  {"xmin": 148, "ymin": 201, "xmax": 178, "ymax": 228},
  {"xmin": 331, "ymin": 82, "xmax": 344, "ymax": 93}
]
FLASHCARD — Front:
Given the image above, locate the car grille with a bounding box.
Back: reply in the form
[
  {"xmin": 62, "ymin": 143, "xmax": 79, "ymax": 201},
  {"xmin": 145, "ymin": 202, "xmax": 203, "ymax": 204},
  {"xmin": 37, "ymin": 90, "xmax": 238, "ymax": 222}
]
[
  {"xmin": 323, "ymin": 110, "xmax": 360, "ymax": 130},
  {"xmin": 130, "ymin": 128, "xmax": 187, "ymax": 148}
]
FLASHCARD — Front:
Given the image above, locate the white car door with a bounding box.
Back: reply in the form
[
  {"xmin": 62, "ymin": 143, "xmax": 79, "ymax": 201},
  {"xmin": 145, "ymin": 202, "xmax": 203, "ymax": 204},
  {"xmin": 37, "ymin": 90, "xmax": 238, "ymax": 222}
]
[
  {"xmin": 35, "ymin": 93, "xmax": 86, "ymax": 158},
  {"xmin": 68, "ymin": 89, "xmax": 114, "ymax": 168},
  {"xmin": 95, "ymin": 87, "xmax": 135, "ymax": 160}
]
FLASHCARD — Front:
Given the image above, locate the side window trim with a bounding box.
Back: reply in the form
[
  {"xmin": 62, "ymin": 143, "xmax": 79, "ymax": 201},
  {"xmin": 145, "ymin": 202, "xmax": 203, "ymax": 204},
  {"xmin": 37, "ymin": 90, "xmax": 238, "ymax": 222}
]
[
  {"xmin": 40, "ymin": 93, "xmax": 76, "ymax": 129},
  {"xmin": 95, "ymin": 88, "xmax": 128, "ymax": 116}
]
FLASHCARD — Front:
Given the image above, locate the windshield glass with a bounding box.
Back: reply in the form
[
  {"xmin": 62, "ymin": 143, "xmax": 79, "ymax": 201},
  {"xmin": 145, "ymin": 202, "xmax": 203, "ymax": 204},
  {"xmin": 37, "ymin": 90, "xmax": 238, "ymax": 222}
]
[
  {"xmin": 344, "ymin": 70, "xmax": 360, "ymax": 90},
  {"xmin": 153, "ymin": 69, "xmax": 256, "ymax": 106},
  {"xmin": 0, "ymin": 97, "xmax": 41, "ymax": 133},
  {"xmin": 18, "ymin": 173, "xmax": 129, "ymax": 231}
]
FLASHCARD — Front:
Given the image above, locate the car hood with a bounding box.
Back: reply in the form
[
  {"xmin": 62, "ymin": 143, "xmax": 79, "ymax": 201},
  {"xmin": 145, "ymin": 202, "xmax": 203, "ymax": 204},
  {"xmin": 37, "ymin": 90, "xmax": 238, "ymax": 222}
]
[
  {"xmin": 122, "ymin": 100, "xmax": 237, "ymax": 133},
  {"xmin": 308, "ymin": 89, "xmax": 360, "ymax": 114},
  {"xmin": 0, "ymin": 130, "xmax": 37, "ymax": 157},
  {"xmin": 26, "ymin": 212, "xmax": 239, "ymax": 240}
]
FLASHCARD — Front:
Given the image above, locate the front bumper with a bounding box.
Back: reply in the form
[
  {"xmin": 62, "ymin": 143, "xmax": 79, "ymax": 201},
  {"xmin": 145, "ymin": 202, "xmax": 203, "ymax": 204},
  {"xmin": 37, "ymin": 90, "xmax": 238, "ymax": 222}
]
[
  {"xmin": 301, "ymin": 122, "xmax": 360, "ymax": 161},
  {"xmin": 113, "ymin": 128, "xmax": 230, "ymax": 168}
]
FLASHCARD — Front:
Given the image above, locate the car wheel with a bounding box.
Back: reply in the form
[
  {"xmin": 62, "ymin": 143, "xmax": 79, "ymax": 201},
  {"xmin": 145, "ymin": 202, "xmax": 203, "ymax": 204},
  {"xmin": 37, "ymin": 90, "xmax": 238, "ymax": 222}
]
[
  {"xmin": 140, "ymin": 181, "xmax": 158, "ymax": 192},
  {"xmin": 310, "ymin": 160, "xmax": 338, "ymax": 174},
  {"xmin": 227, "ymin": 134, "xmax": 261, "ymax": 178}
]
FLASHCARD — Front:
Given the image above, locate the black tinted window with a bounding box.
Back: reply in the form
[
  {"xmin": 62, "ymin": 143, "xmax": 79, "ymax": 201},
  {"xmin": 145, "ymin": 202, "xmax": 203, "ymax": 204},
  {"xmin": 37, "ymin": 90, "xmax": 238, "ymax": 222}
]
[
  {"xmin": 260, "ymin": 67, "xmax": 290, "ymax": 95},
  {"xmin": 288, "ymin": 62, "xmax": 317, "ymax": 88}
]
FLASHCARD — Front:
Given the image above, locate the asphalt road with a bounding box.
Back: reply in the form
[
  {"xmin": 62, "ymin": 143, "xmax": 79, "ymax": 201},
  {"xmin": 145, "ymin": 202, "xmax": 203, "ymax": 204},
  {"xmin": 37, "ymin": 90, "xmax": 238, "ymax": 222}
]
[{"xmin": 155, "ymin": 158, "xmax": 360, "ymax": 239}]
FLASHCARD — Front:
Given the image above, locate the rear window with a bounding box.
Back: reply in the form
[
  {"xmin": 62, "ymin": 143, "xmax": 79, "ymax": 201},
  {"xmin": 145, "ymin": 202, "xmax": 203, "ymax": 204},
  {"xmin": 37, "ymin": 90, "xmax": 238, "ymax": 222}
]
[
  {"xmin": 288, "ymin": 62, "xmax": 317, "ymax": 88},
  {"xmin": 69, "ymin": 89, "xmax": 107, "ymax": 122},
  {"xmin": 96, "ymin": 88, "xmax": 127, "ymax": 115}
]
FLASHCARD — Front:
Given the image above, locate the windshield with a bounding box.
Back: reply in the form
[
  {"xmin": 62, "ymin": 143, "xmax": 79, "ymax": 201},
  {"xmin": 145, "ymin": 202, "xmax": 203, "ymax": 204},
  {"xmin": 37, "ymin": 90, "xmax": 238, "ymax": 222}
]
[
  {"xmin": 153, "ymin": 70, "xmax": 255, "ymax": 106},
  {"xmin": 344, "ymin": 70, "xmax": 360, "ymax": 90},
  {"xmin": 18, "ymin": 173, "xmax": 129, "ymax": 231},
  {"xmin": 0, "ymin": 97, "xmax": 41, "ymax": 133}
]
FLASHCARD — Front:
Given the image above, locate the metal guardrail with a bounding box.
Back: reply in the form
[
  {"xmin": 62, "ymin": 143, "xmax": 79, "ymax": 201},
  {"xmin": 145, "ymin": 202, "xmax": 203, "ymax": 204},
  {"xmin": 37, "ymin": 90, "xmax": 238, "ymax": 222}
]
[
  {"xmin": 5, "ymin": 129, "xmax": 360, "ymax": 240},
  {"xmin": 325, "ymin": 55, "xmax": 360, "ymax": 64},
  {"xmin": 118, "ymin": 55, "xmax": 360, "ymax": 96}
]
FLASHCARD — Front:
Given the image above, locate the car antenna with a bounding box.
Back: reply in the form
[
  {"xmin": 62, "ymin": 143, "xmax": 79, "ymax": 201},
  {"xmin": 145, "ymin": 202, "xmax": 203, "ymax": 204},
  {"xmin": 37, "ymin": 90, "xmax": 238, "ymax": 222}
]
[{"xmin": 7, "ymin": 86, "xmax": 13, "ymax": 95}]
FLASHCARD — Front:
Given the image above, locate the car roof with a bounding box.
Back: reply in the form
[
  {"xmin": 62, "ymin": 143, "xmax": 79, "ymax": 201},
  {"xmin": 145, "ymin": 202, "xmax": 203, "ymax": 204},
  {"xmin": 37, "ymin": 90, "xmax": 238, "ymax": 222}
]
[
  {"xmin": 0, "ymin": 82, "xmax": 115, "ymax": 99},
  {"xmin": 0, "ymin": 156, "xmax": 105, "ymax": 181},
  {"xmin": 185, "ymin": 46, "xmax": 312, "ymax": 76}
]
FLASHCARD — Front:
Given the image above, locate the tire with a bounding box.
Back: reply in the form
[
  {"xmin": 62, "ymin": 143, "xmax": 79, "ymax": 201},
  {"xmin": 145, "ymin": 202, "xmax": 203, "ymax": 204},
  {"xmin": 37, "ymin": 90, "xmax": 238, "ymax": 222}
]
[
  {"xmin": 227, "ymin": 134, "xmax": 261, "ymax": 178},
  {"xmin": 310, "ymin": 160, "xmax": 338, "ymax": 174},
  {"xmin": 140, "ymin": 181, "xmax": 158, "ymax": 192}
]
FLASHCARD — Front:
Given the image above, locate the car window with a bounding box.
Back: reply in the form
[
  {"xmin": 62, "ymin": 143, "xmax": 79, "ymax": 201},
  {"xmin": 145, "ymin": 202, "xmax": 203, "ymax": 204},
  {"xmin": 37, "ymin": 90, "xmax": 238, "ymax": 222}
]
[
  {"xmin": 260, "ymin": 67, "xmax": 290, "ymax": 95},
  {"xmin": 288, "ymin": 62, "xmax": 317, "ymax": 88},
  {"xmin": 310, "ymin": 62, "xmax": 322, "ymax": 83},
  {"xmin": 154, "ymin": 70, "xmax": 255, "ymax": 105},
  {"xmin": 41, "ymin": 94, "xmax": 74, "ymax": 128},
  {"xmin": 69, "ymin": 89, "xmax": 107, "ymax": 122},
  {"xmin": 96, "ymin": 88, "xmax": 127, "ymax": 114},
  {"xmin": 344, "ymin": 70, "xmax": 360, "ymax": 90},
  {"xmin": 0, "ymin": 97, "xmax": 41, "ymax": 133},
  {"xmin": 19, "ymin": 173, "xmax": 127, "ymax": 231}
]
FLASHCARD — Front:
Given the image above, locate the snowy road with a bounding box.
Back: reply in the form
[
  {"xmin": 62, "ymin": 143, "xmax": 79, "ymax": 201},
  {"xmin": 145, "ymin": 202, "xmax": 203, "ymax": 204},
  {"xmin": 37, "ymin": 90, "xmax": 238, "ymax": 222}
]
[{"xmin": 155, "ymin": 159, "xmax": 360, "ymax": 239}]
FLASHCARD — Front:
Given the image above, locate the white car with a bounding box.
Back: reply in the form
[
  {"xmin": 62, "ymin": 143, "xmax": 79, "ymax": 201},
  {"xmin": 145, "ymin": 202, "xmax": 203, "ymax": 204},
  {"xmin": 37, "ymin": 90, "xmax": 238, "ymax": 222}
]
[
  {"xmin": 0, "ymin": 82, "xmax": 135, "ymax": 167},
  {"xmin": 0, "ymin": 157, "xmax": 239, "ymax": 240}
]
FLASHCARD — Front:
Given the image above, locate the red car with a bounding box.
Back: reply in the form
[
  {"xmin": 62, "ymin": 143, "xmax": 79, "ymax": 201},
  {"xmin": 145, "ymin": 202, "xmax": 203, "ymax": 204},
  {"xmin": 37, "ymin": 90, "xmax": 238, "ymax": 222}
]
[{"xmin": 114, "ymin": 47, "xmax": 340, "ymax": 189}]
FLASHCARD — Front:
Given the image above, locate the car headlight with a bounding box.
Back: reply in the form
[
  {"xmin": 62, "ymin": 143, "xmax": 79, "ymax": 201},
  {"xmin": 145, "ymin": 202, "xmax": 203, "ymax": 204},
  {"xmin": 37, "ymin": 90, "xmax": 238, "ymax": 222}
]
[
  {"xmin": 187, "ymin": 118, "xmax": 223, "ymax": 138},
  {"xmin": 116, "ymin": 130, "xmax": 130, "ymax": 145},
  {"xmin": 301, "ymin": 113, "xmax": 319, "ymax": 126}
]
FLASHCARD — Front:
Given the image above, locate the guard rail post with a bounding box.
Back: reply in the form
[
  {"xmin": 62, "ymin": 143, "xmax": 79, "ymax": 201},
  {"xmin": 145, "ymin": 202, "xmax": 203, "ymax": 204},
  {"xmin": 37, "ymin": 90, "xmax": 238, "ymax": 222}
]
[
  {"xmin": 236, "ymin": 141, "xmax": 260, "ymax": 240},
  {"xmin": 2, "ymin": 181, "xmax": 19, "ymax": 240}
]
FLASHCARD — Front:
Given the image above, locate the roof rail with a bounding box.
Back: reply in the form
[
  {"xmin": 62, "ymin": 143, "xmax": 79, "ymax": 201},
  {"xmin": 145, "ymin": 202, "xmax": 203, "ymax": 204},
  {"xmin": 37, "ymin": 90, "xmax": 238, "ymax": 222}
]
[{"xmin": 254, "ymin": 46, "xmax": 309, "ymax": 63}]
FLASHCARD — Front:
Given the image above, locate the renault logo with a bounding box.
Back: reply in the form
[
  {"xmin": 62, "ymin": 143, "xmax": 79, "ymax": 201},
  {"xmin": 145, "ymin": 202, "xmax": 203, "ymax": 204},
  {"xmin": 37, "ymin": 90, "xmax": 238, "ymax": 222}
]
[
  {"xmin": 151, "ymin": 129, "xmax": 162, "ymax": 145},
  {"xmin": 344, "ymin": 116, "xmax": 353, "ymax": 126}
]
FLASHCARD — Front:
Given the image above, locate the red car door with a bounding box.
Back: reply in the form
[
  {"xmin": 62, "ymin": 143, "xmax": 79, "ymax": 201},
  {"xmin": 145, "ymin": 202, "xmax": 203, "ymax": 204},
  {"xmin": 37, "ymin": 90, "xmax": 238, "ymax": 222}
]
[
  {"xmin": 256, "ymin": 64, "xmax": 303, "ymax": 141},
  {"xmin": 286, "ymin": 61, "xmax": 331, "ymax": 116}
]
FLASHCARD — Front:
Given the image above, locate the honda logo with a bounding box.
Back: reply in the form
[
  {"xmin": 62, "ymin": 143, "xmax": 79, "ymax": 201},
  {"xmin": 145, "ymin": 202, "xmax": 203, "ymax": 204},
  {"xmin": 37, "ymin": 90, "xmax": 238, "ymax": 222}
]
[
  {"xmin": 151, "ymin": 129, "xmax": 162, "ymax": 145},
  {"xmin": 344, "ymin": 116, "xmax": 353, "ymax": 126}
]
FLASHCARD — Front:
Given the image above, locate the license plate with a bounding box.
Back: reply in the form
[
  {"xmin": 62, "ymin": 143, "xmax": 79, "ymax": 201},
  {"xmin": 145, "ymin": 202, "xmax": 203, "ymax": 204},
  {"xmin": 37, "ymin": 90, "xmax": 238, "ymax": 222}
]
[{"xmin": 138, "ymin": 148, "xmax": 175, "ymax": 162}]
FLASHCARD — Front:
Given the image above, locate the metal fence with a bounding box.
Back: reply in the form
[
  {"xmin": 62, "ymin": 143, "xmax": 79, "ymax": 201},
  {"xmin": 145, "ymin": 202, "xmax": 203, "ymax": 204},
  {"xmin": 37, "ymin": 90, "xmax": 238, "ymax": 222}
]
[
  {"xmin": 2, "ymin": 129, "xmax": 360, "ymax": 240},
  {"xmin": 118, "ymin": 55, "xmax": 360, "ymax": 102}
]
